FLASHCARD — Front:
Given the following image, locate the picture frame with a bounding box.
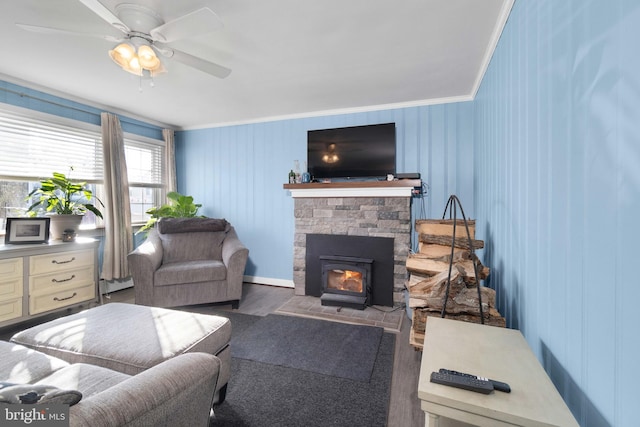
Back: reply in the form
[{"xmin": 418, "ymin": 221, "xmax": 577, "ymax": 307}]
[{"xmin": 4, "ymin": 217, "xmax": 50, "ymax": 244}]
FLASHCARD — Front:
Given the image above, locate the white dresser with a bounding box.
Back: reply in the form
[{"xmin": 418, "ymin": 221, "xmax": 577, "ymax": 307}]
[{"xmin": 0, "ymin": 238, "xmax": 99, "ymax": 328}]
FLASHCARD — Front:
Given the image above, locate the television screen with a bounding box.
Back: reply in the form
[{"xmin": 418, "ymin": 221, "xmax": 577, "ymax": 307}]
[{"xmin": 307, "ymin": 123, "xmax": 396, "ymax": 180}]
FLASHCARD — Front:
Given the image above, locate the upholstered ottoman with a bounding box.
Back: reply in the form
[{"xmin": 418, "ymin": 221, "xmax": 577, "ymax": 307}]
[{"xmin": 10, "ymin": 302, "xmax": 232, "ymax": 403}]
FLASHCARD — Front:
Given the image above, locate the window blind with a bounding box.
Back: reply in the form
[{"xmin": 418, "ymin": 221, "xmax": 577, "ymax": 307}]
[
  {"xmin": 0, "ymin": 106, "xmax": 165, "ymax": 189},
  {"xmin": 0, "ymin": 108, "xmax": 103, "ymax": 182},
  {"xmin": 124, "ymin": 137, "xmax": 164, "ymax": 188}
]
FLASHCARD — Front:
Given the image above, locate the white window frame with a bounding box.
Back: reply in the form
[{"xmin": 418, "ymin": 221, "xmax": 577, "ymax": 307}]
[
  {"xmin": 123, "ymin": 132, "xmax": 165, "ymax": 225},
  {"xmin": 0, "ymin": 103, "xmax": 166, "ymax": 230}
]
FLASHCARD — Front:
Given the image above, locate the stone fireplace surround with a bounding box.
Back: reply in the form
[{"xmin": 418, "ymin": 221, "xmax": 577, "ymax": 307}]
[{"xmin": 286, "ymin": 181, "xmax": 417, "ymax": 306}]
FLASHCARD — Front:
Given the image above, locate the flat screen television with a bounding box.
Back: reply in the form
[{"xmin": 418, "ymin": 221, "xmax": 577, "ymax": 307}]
[{"xmin": 307, "ymin": 123, "xmax": 396, "ymax": 181}]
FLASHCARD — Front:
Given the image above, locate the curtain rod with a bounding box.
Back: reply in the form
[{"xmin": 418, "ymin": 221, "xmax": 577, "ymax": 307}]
[{"xmin": 0, "ymin": 86, "xmax": 165, "ymax": 131}]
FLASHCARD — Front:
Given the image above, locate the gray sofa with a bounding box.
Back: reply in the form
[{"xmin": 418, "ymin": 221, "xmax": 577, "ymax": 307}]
[
  {"xmin": 10, "ymin": 302, "xmax": 233, "ymax": 405},
  {"xmin": 0, "ymin": 340, "xmax": 220, "ymax": 426},
  {"xmin": 128, "ymin": 218, "xmax": 249, "ymax": 309}
]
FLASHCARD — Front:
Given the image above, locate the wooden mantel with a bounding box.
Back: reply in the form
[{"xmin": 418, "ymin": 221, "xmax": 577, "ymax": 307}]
[{"xmin": 283, "ymin": 179, "xmax": 421, "ymax": 198}]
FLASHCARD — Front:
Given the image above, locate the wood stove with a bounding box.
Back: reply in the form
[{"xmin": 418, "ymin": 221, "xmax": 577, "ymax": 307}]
[
  {"xmin": 305, "ymin": 234, "xmax": 394, "ymax": 308},
  {"xmin": 320, "ymin": 255, "xmax": 373, "ymax": 310}
]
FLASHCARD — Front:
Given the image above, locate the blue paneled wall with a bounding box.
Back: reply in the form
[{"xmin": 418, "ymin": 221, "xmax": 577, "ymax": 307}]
[
  {"xmin": 176, "ymin": 103, "xmax": 474, "ymax": 283},
  {"xmin": 473, "ymin": 1, "xmax": 639, "ymax": 426}
]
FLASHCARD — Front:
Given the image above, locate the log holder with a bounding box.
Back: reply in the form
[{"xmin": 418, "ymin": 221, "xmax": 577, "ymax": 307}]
[{"xmin": 441, "ymin": 195, "xmax": 485, "ymax": 324}]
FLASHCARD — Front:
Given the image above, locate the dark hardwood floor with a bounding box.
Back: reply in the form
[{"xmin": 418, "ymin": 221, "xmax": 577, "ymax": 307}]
[{"xmin": 3, "ymin": 283, "xmax": 425, "ymax": 426}]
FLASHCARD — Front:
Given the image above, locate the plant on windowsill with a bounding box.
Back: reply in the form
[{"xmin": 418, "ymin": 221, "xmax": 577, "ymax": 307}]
[
  {"xmin": 26, "ymin": 167, "xmax": 104, "ymax": 240},
  {"xmin": 137, "ymin": 191, "xmax": 204, "ymax": 235}
]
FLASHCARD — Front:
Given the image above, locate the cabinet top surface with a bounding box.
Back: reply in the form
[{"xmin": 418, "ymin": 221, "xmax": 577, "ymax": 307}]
[
  {"xmin": 418, "ymin": 317, "xmax": 578, "ymax": 427},
  {"xmin": 0, "ymin": 237, "xmax": 98, "ymax": 258}
]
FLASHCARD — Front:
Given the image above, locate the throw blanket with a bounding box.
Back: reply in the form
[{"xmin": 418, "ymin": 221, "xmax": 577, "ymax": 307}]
[{"xmin": 158, "ymin": 218, "xmax": 229, "ymax": 234}]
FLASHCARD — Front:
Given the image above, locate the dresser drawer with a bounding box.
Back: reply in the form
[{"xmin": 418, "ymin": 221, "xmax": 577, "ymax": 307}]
[
  {"xmin": 29, "ymin": 283, "xmax": 95, "ymax": 315},
  {"xmin": 29, "ymin": 250, "xmax": 94, "ymax": 276},
  {"xmin": 0, "ymin": 258, "xmax": 22, "ymax": 280},
  {"xmin": 0, "ymin": 277, "xmax": 23, "ymax": 301},
  {"xmin": 0, "ymin": 297, "xmax": 22, "ymax": 322},
  {"xmin": 29, "ymin": 265, "xmax": 94, "ymax": 295}
]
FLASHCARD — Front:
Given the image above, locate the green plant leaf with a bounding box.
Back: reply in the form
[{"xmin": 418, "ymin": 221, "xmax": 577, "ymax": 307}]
[
  {"xmin": 25, "ymin": 168, "xmax": 103, "ymax": 218},
  {"xmin": 136, "ymin": 191, "xmax": 205, "ymax": 235}
]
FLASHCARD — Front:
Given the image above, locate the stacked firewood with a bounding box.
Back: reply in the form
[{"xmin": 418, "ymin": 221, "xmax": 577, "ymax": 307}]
[{"xmin": 407, "ymin": 219, "xmax": 505, "ymax": 350}]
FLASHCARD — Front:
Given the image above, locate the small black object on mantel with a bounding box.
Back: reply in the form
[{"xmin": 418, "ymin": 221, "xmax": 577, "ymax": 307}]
[
  {"xmin": 62, "ymin": 229, "xmax": 76, "ymax": 242},
  {"xmin": 396, "ymin": 172, "xmax": 421, "ymax": 180}
]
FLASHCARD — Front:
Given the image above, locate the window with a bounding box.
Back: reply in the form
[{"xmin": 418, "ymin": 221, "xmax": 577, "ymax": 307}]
[
  {"xmin": 0, "ymin": 180, "xmax": 30, "ymax": 232},
  {"xmin": 124, "ymin": 135, "xmax": 164, "ymax": 225},
  {"xmin": 0, "ymin": 105, "xmax": 165, "ymax": 232},
  {"xmin": 129, "ymin": 187, "xmax": 158, "ymax": 224},
  {"xmin": 0, "ymin": 107, "xmax": 103, "ymax": 182},
  {"xmin": 0, "ymin": 178, "xmax": 103, "ymax": 231}
]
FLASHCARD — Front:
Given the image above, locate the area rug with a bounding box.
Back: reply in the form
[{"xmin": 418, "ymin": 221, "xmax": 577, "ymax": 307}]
[
  {"xmin": 213, "ymin": 311, "xmax": 395, "ymax": 427},
  {"xmin": 231, "ymin": 313, "xmax": 384, "ymax": 382}
]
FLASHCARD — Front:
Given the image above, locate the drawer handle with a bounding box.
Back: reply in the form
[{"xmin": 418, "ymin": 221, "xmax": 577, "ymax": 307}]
[
  {"xmin": 52, "ymin": 257, "xmax": 76, "ymax": 265},
  {"xmin": 52, "ymin": 275, "xmax": 75, "ymax": 283},
  {"xmin": 53, "ymin": 292, "xmax": 77, "ymax": 302}
]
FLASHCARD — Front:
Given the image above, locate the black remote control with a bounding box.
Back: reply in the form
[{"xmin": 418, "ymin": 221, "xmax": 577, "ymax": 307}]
[
  {"xmin": 439, "ymin": 368, "xmax": 511, "ymax": 393},
  {"xmin": 430, "ymin": 371, "xmax": 494, "ymax": 394}
]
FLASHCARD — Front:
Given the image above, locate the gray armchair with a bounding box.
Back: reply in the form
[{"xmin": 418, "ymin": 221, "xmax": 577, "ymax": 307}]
[{"xmin": 128, "ymin": 218, "xmax": 249, "ymax": 309}]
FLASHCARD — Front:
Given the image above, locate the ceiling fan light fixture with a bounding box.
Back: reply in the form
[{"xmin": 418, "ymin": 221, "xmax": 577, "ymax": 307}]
[
  {"xmin": 137, "ymin": 44, "xmax": 153, "ymax": 57},
  {"xmin": 150, "ymin": 62, "xmax": 167, "ymax": 75},
  {"xmin": 109, "ymin": 40, "xmax": 164, "ymax": 76},
  {"xmin": 108, "ymin": 42, "xmax": 135, "ymax": 68},
  {"xmin": 137, "ymin": 45, "xmax": 160, "ymax": 70},
  {"xmin": 128, "ymin": 56, "xmax": 142, "ymax": 74},
  {"xmin": 18, "ymin": 2, "xmax": 232, "ymax": 81}
]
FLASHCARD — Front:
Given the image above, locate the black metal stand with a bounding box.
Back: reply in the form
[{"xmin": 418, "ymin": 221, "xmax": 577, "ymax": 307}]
[{"xmin": 440, "ymin": 195, "xmax": 484, "ymax": 324}]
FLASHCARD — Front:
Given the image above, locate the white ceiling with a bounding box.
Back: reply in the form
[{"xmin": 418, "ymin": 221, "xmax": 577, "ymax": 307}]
[{"xmin": 0, "ymin": 0, "xmax": 512, "ymax": 130}]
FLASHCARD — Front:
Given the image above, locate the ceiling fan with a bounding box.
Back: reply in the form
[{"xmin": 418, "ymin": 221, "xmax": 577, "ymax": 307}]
[{"xmin": 16, "ymin": 0, "xmax": 231, "ymax": 79}]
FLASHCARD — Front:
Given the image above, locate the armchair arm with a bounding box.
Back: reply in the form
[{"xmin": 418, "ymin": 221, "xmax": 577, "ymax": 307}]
[
  {"xmin": 70, "ymin": 353, "xmax": 220, "ymax": 427},
  {"xmin": 128, "ymin": 230, "xmax": 163, "ymax": 306},
  {"xmin": 222, "ymin": 227, "xmax": 249, "ymax": 300}
]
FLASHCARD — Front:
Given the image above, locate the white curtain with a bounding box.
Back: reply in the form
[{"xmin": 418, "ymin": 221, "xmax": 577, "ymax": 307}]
[
  {"xmin": 163, "ymin": 128, "xmax": 177, "ymax": 195},
  {"xmin": 101, "ymin": 112, "xmax": 133, "ymax": 280}
]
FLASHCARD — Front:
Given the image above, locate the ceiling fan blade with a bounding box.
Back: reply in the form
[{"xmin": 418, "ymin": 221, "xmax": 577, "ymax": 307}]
[
  {"xmin": 150, "ymin": 7, "xmax": 223, "ymax": 43},
  {"xmin": 16, "ymin": 23, "xmax": 123, "ymax": 42},
  {"xmin": 156, "ymin": 45, "xmax": 231, "ymax": 79},
  {"xmin": 77, "ymin": 0, "xmax": 130, "ymax": 33}
]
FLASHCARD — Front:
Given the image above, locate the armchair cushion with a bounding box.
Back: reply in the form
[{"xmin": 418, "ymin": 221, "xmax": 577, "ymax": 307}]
[
  {"xmin": 157, "ymin": 217, "xmax": 232, "ymax": 264},
  {"xmin": 158, "ymin": 231, "xmax": 227, "ymax": 263},
  {"xmin": 155, "ymin": 260, "xmax": 227, "ymax": 286},
  {"xmin": 158, "ymin": 217, "xmax": 229, "ymax": 234}
]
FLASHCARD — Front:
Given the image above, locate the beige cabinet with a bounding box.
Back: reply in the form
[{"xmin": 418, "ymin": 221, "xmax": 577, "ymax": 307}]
[
  {"xmin": 29, "ymin": 249, "xmax": 96, "ymax": 315},
  {"xmin": 0, "ymin": 258, "xmax": 23, "ymax": 322},
  {"xmin": 0, "ymin": 239, "xmax": 99, "ymax": 327}
]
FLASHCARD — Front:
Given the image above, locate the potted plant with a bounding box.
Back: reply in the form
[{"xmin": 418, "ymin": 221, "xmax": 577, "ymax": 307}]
[
  {"xmin": 27, "ymin": 168, "xmax": 104, "ymax": 240},
  {"xmin": 137, "ymin": 191, "xmax": 204, "ymax": 235}
]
